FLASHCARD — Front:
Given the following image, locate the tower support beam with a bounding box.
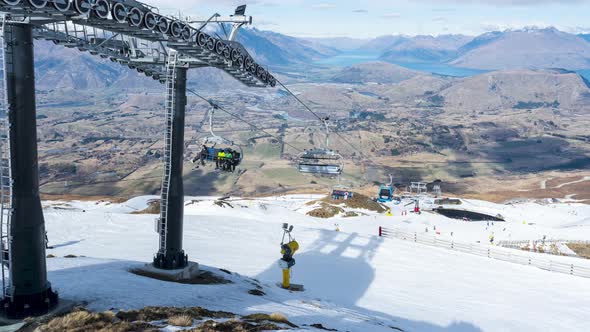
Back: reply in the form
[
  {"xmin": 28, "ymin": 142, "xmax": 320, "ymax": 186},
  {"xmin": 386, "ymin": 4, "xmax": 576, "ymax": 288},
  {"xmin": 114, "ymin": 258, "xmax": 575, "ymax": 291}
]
[
  {"xmin": 1, "ymin": 23, "xmax": 57, "ymax": 318},
  {"xmin": 154, "ymin": 66, "xmax": 188, "ymax": 270}
]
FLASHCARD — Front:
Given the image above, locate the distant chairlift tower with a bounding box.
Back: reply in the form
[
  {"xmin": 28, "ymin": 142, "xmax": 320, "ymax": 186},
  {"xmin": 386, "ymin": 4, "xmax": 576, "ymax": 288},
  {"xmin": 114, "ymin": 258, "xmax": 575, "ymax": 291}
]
[
  {"xmin": 433, "ymin": 184, "xmax": 442, "ymax": 197},
  {"xmin": 409, "ymin": 182, "xmax": 427, "ymax": 195}
]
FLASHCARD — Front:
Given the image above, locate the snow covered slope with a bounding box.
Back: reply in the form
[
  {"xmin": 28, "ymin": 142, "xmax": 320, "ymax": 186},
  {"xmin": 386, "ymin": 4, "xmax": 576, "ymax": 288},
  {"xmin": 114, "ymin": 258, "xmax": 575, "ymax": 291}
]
[{"xmin": 43, "ymin": 196, "xmax": 590, "ymax": 332}]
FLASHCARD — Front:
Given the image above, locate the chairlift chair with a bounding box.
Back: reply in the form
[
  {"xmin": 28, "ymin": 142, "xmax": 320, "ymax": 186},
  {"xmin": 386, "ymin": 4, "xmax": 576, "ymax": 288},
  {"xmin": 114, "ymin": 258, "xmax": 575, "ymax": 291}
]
[
  {"xmin": 331, "ymin": 181, "xmax": 352, "ymax": 200},
  {"xmin": 195, "ymin": 104, "xmax": 244, "ymax": 171},
  {"xmin": 297, "ymin": 149, "xmax": 343, "ymax": 175},
  {"xmin": 297, "ymin": 117, "xmax": 343, "ymax": 176}
]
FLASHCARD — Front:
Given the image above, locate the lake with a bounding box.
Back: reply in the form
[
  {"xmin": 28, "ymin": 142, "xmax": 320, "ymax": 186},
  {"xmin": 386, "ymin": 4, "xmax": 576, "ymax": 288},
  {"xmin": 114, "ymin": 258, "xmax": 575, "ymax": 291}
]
[
  {"xmin": 315, "ymin": 51, "xmax": 488, "ymax": 77},
  {"xmin": 316, "ymin": 51, "xmax": 590, "ymax": 80}
]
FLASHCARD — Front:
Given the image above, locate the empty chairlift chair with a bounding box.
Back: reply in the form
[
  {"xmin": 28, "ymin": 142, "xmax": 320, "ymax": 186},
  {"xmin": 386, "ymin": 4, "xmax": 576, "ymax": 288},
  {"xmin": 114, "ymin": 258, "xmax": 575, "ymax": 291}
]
[
  {"xmin": 297, "ymin": 149, "xmax": 343, "ymax": 175},
  {"xmin": 297, "ymin": 117, "xmax": 343, "ymax": 175}
]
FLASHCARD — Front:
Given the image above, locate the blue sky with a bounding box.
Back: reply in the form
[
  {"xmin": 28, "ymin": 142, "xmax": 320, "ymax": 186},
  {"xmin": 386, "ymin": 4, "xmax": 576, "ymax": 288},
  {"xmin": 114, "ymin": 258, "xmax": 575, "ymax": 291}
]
[{"xmin": 149, "ymin": 0, "xmax": 590, "ymax": 38}]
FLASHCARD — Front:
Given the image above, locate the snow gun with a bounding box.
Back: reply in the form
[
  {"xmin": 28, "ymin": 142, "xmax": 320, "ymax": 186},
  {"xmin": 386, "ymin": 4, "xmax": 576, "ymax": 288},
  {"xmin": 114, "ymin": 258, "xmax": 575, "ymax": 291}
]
[{"xmin": 279, "ymin": 223, "xmax": 302, "ymax": 291}]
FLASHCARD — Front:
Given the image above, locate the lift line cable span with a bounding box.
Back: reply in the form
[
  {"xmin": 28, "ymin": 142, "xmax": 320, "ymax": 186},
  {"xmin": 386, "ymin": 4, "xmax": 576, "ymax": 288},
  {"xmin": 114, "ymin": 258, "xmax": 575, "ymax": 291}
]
[
  {"xmin": 274, "ymin": 78, "xmax": 369, "ymax": 161},
  {"xmin": 186, "ymin": 88, "xmax": 304, "ymax": 154},
  {"xmin": 276, "ymin": 80, "xmax": 324, "ymax": 122}
]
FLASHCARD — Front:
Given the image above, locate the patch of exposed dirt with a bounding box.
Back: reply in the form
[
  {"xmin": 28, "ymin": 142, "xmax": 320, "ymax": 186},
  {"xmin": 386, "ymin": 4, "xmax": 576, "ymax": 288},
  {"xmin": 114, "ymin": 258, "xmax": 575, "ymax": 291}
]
[
  {"xmin": 130, "ymin": 269, "xmax": 232, "ymax": 285},
  {"xmin": 130, "ymin": 199, "xmax": 160, "ymax": 215},
  {"xmin": 191, "ymin": 319, "xmax": 282, "ymax": 331},
  {"xmin": 307, "ymin": 203, "xmax": 345, "ymax": 218},
  {"xmin": 310, "ymin": 323, "xmax": 338, "ymax": 331},
  {"xmin": 307, "ymin": 192, "xmax": 387, "ymax": 218},
  {"xmin": 248, "ymin": 289, "xmax": 266, "ymax": 296},
  {"xmin": 34, "ymin": 307, "xmax": 291, "ymax": 332},
  {"xmin": 35, "ymin": 309, "xmax": 157, "ymax": 332},
  {"xmin": 40, "ymin": 194, "xmax": 129, "ymax": 203},
  {"xmin": 567, "ymin": 243, "xmax": 590, "ymax": 259},
  {"xmin": 243, "ymin": 313, "xmax": 298, "ymax": 328},
  {"xmin": 116, "ymin": 306, "xmax": 234, "ymax": 322},
  {"xmin": 320, "ymin": 192, "xmax": 387, "ymax": 212}
]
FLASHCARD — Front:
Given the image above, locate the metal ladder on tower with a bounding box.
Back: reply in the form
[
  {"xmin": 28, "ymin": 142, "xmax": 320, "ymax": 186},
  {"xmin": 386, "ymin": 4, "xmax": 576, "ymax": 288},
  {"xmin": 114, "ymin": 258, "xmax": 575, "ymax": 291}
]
[
  {"xmin": 158, "ymin": 50, "xmax": 178, "ymax": 254},
  {"xmin": 0, "ymin": 14, "xmax": 13, "ymax": 302}
]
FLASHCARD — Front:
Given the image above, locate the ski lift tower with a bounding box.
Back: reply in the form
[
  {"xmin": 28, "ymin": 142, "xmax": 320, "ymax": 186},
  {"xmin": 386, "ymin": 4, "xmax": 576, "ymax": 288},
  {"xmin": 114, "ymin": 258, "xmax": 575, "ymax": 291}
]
[
  {"xmin": 0, "ymin": 1, "xmax": 274, "ymax": 318},
  {"xmin": 409, "ymin": 182, "xmax": 427, "ymax": 195},
  {"xmin": 433, "ymin": 184, "xmax": 442, "ymax": 197},
  {"xmin": 154, "ymin": 5, "xmax": 258, "ymax": 271}
]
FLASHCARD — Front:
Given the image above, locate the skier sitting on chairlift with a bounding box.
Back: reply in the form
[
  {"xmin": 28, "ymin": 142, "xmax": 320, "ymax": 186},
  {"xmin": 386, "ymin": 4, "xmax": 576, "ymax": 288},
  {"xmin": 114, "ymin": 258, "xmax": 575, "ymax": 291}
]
[
  {"xmin": 224, "ymin": 149, "xmax": 234, "ymax": 172},
  {"xmin": 232, "ymin": 150, "xmax": 240, "ymax": 172},
  {"xmin": 192, "ymin": 145, "xmax": 209, "ymax": 167},
  {"xmin": 216, "ymin": 150, "xmax": 226, "ymax": 170}
]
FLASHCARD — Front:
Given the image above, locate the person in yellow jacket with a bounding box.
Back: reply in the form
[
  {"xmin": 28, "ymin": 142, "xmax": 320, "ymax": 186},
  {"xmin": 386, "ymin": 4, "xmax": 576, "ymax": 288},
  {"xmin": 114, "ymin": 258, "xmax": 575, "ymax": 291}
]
[{"xmin": 216, "ymin": 150, "xmax": 225, "ymax": 169}]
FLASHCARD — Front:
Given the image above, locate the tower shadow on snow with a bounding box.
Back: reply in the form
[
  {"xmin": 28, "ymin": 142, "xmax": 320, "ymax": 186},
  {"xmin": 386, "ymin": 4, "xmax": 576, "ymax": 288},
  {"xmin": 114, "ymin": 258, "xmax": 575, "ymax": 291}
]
[{"xmin": 255, "ymin": 230, "xmax": 483, "ymax": 332}]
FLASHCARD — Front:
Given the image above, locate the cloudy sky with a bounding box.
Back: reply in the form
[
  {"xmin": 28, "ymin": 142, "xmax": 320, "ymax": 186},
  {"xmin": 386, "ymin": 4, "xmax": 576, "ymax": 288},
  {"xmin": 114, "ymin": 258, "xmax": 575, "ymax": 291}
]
[{"xmin": 147, "ymin": 0, "xmax": 590, "ymax": 38}]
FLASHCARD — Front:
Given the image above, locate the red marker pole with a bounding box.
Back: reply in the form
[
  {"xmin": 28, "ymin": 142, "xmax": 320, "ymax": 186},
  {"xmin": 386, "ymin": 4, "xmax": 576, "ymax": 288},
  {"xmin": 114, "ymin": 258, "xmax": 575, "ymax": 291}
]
[{"xmin": 379, "ymin": 226, "xmax": 382, "ymax": 237}]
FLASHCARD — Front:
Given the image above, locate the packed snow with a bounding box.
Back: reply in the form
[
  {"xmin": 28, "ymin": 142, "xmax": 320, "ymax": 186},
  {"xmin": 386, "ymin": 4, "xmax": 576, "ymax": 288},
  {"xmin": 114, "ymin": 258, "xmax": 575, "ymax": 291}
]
[{"xmin": 42, "ymin": 195, "xmax": 590, "ymax": 332}]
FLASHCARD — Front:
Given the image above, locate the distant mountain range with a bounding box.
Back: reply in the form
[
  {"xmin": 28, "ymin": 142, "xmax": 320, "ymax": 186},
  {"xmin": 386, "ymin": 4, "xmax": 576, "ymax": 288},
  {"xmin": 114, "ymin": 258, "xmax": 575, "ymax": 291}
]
[
  {"xmin": 359, "ymin": 34, "xmax": 473, "ymax": 64},
  {"xmin": 327, "ymin": 64, "xmax": 590, "ymax": 111},
  {"xmin": 33, "ymin": 27, "xmax": 339, "ymax": 91},
  {"xmin": 31, "ymin": 26, "xmax": 590, "ymax": 92},
  {"xmin": 330, "ymin": 62, "xmax": 422, "ymax": 84},
  {"xmin": 311, "ymin": 27, "xmax": 590, "ymax": 71},
  {"xmin": 34, "ymin": 40, "xmax": 246, "ymax": 92},
  {"xmin": 236, "ymin": 28, "xmax": 339, "ymax": 67}
]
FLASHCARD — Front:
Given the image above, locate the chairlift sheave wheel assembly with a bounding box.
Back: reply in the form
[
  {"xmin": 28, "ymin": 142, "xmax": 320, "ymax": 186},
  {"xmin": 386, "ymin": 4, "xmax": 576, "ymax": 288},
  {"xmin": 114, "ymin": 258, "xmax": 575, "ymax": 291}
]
[
  {"xmin": 93, "ymin": 0, "xmax": 110, "ymax": 19},
  {"xmin": 1, "ymin": 0, "xmax": 21, "ymax": 6},
  {"xmin": 27, "ymin": 0, "xmax": 47, "ymax": 9},
  {"xmin": 128, "ymin": 6, "xmax": 144, "ymax": 27},
  {"xmin": 214, "ymin": 40, "xmax": 225, "ymax": 56},
  {"xmin": 156, "ymin": 16, "xmax": 169, "ymax": 34},
  {"xmin": 111, "ymin": 2, "xmax": 128, "ymax": 23},
  {"xmin": 170, "ymin": 20, "xmax": 183, "ymax": 38},
  {"xmin": 143, "ymin": 10, "xmax": 158, "ymax": 30},
  {"xmin": 197, "ymin": 31, "xmax": 208, "ymax": 47},
  {"xmin": 73, "ymin": 0, "xmax": 92, "ymax": 15},
  {"xmin": 52, "ymin": 0, "xmax": 71, "ymax": 12}
]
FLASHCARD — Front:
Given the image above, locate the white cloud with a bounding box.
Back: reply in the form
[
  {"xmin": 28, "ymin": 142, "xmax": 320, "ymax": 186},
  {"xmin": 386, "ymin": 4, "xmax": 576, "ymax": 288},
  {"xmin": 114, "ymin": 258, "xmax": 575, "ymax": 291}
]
[
  {"xmin": 381, "ymin": 12, "xmax": 401, "ymax": 19},
  {"xmin": 311, "ymin": 3, "xmax": 337, "ymax": 9}
]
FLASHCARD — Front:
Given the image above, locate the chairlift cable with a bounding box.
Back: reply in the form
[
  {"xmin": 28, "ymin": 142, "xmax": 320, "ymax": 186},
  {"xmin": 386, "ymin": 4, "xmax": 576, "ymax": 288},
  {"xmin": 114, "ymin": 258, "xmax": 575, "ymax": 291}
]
[
  {"xmin": 186, "ymin": 88, "xmax": 304, "ymax": 153},
  {"xmin": 275, "ymin": 79, "xmax": 324, "ymax": 122},
  {"xmin": 274, "ymin": 78, "xmax": 368, "ymax": 161}
]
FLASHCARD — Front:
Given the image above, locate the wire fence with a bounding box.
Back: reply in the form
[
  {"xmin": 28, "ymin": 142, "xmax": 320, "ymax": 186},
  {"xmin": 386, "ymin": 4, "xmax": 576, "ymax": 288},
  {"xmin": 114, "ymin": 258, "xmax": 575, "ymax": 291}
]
[
  {"xmin": 497, "ymin": 239, "xmax": 590, "ymax": 247},
  {"xmin": 496, "ymin": 239, "xmax": 590, "ymax": 258},
  {"xmin": 378, "ymin": 227, "xmax": 590, "ymax": 279}
]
